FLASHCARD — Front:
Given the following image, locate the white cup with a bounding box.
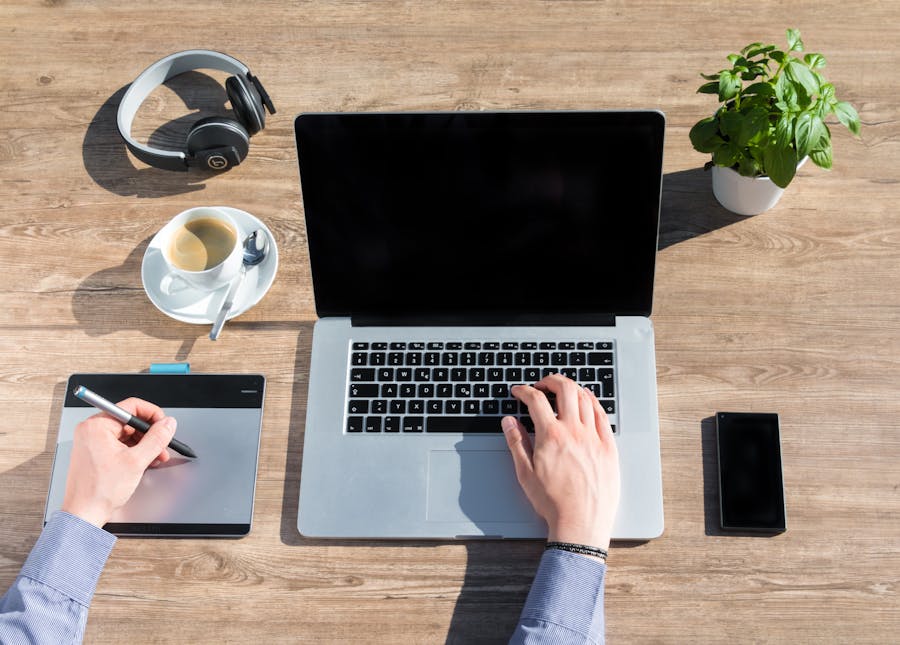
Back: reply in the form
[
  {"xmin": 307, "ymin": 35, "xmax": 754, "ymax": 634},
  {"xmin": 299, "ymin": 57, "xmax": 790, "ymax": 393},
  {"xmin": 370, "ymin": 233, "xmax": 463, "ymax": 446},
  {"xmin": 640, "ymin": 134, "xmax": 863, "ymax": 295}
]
[{"xmin": 158, "ymin": 207, "xmax": 243, "ymax": 291}]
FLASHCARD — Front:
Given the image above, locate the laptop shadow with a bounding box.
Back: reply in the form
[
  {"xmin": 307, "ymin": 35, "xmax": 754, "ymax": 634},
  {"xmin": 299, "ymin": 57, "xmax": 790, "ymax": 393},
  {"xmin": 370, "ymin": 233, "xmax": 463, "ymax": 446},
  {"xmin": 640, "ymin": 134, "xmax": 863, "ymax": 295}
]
[{"xmin": 659, "ymin": 167, "xmax": 748, "ymax": 251}]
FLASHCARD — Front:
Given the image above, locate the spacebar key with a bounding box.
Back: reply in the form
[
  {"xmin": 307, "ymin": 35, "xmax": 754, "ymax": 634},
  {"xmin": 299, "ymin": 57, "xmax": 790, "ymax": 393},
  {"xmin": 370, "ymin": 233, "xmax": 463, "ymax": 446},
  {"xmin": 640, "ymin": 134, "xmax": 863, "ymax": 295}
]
[{"xmin": 427, "ymin": 416, "xmax": 505, "ymax": 433}]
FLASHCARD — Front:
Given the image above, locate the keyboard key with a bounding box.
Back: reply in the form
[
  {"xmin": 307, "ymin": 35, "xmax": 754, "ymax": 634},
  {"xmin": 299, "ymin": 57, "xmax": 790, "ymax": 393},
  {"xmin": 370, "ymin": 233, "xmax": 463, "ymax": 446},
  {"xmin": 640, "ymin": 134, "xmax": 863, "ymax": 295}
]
[
  {"xmin": 539, "ymin": 342, "xmax": 556, "ymax": 350},
  {"xmin": 600, "ymin": 400, "xmax": 615, "ymax": 414},
  {"xmin": 410, "ymin": 342, "xmax": 425, "ymax": 350},
  {"xmin": 409, "ymin": 400, "xmax": 424, "ymax": 414},
  {"xmin": 570, "ymin": 352, "xmax": 586, "ymax": 366},
  {"xmin": 464, "ymin": 342, "xmax": 482, "ymax": 350},
  {"xmin": 445, "ymin": 400, "xmax": 462, "ymax": 414},
  {"xmin": 446, "ymin": 342, "xmax": 462, "ymax": 350},
  {"xmin": 473, "ymin": 383, "xmax": 490, "ymax": 397},
  {"xmin": 372, "ymin": 342, "xmax": 388, "ymax": 350},
  {"xmin": 427, "ymin": 416, "xmax": 504, "ymax": 433},
  {"xmin": 451, "ymin": 368, "xmax": 467, "ymax": 382},
  {"xmin": 349, "ymin": 384, "xmax": 378, "ymax": 398},
  {"xmin": 351, "ymin": 368, "xmax": 375, "ymax": 382},
  {"xmin": 390, "ymin": 400, "xmax": 406, "ymax": 414},
  {"xmin": 551, "ymin": 352, "xmax": 567, "ymax": 365},
  {"xmin": 365, "ymin": 417, "xmax": 381, "ymax": 433},
  {"xmin": 415, "ymin": 368, "xmax": 431, "ymax": 381},
  {"xmin": 610, "ymin": 424, "xmax": 617, "ymax": 434},
  {"xmin": 427, "ymin": 400, "xmax": 443, "ymax": 414},
  {"xmin": 348, "ymin": 400, "xmax": 369, "ymax": 414},
  {"xmin": 427, "ymin": 342, "xmax": 444, "ymax": 350},
  {"xmin": 396, "ymin": 368, "xmax": 412, "ymax": 381},
  {"xmin": 378, "ymin": 368, "xmax": 394, "ymax": 381},
  {"xmin": 515, "ymin": 352, "xmax": 531, "ymax": 365},
  {"xmin": 598, "ymin": 342, "xmax": 613, "ymax": 350},
  {"xmin": 433, "ymin": 368, "xmax": 449, "ymax": 381},
  {"xmin": 352, "ymin": 342, "xmax": 369, "ymax": 350},
  {"xmin": 588, "ymin": 352, "xmax": 614, "ymax": 365},
  {"xmin": 501, "ymin": 400, "xmax": 518, "ymax": 414},
  {"xmin": 454, "ymin": 384, "xmax": 472, "ymax": 397},
  {"xmin": 400, "ymin": 384, "xmax": 416, "ymax": 398},
  {"xmin": 403, "ymin": 417, "xmax": 424, "ymax": 432},
  {"xmin": 484, "ymin": 342, "xmax": 500, "ymax": 350},
  {"xmin": 560, "ymin": 368, "xmax": 577, "ymax": 380},
  {"xmin": 352, "ymin": 352, "xmax": 367, "ymax": 366},
  {"xmin": 424, "ymin": 352, "xmax": 440, "ymax": 365},
  {"xmin": 461, "ymin": 352, "xmax": 476, "ymax": 366},
  {"xmin": 478, "ymin": 352, "xmax": 495, "ymax": 366},
  {"xmin": 372, "ymin": 400, "xmax": 388, "ymax": 414},
  {"xmin": 533, "ymin": 352, "xmax": 549, "ymax": 366},
  {"xmin": 381, "ymin": 383, "xmax": 398, "ymax": 397},
  {"xmin": 505, "ymin": 367, "xmax": 522, "ymax": 382},
  {"xmin": 487, "ymin": 368, "xmax": 504, "ymax": 381},
  {"xmin": 437, "ymin": 384, "xmax": 453, "ymax": 397},
  {"xmin": 347, "ymin": 416, "xmax": 364, "ymax": 433},
  {"xmin": 524, "ymin": 367, "xmax": 541, "ymax": 382},
  {"xmin": 577, "ymin": 342, "xmax": 594, "ymax": 350},
  {"xmin": 388, "ymin": 352, "xmax": 404, "ymax": 366},
  {"xmin": 384, "ymin": 416, "xmax": 401, "ymax": 432},
  {"xmin": 417, "ymin": 383, "xmax": 434, "ymax": 397},
  {"xmin": 579, "ymin": 368, "xmax": 596, "ymax": 382},
  {"xmin": 483, "ymin": 400, "xmax": 500, "ymax": 414},
  {"xmin": 442, "ymin": 353, "xmax": 459, "ymax": 366},
  {"xmin": 599, "ymin": 369, "xmax": 615, "ymax": 397},
  {"xmin": 492, "ymin": 384, "xmax": 509, "ymax": 398},
  {"xmin": 406, "ymin": 353, "xmax": 423, "ymax": 366},
  {"xmin": 390, "ymin": 342, "xmax": 407, "ymax": 350},
  {"xmin": 498, "ymin": 352, "xmax": 513, "ymax": 365},
  {"xmin": 464, "ymin": 400, "xmax": 480, "ymax": 414},
  {"xmin": 502, "ymin": 342, "xmax": 519, "ymax": 350},
  {"xmin": 522, "ymin": 342, "xmax": 537, "ymax": 350},
  {"xmin": 559, "ymin": 342, "xmax": 575, "ymax": 350},
  {"xmin": 370, "ymin": 353, "xmax": 386, "ymax": 365},
  {"xmin": 469, "ymin": 368, "xmax": 485, "ymax": 381}
]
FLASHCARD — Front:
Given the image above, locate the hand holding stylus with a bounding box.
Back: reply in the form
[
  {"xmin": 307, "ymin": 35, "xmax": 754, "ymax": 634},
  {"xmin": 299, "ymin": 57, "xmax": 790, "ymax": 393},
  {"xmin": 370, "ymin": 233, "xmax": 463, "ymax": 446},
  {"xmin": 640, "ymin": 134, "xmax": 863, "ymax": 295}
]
[{"xmin": 61, "ymin": 397, "xmax": 178, "ymax": 528}]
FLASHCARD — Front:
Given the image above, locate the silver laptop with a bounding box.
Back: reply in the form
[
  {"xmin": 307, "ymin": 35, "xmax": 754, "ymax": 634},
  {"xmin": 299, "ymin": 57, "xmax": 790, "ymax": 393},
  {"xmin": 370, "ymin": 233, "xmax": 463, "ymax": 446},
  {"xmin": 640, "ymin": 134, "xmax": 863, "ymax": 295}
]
[{"xmin": 295, "ymin": 111, "xmax": 665, "ymax": 540}]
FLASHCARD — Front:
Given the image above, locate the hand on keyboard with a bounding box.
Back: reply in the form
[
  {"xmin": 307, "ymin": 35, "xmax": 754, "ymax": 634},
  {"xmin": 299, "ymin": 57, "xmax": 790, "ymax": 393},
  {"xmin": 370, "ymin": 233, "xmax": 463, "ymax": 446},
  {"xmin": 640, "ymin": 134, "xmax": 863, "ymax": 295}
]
[{"xmin": 502, "ymin": 374, "xmax": 620, "ymax": 551}]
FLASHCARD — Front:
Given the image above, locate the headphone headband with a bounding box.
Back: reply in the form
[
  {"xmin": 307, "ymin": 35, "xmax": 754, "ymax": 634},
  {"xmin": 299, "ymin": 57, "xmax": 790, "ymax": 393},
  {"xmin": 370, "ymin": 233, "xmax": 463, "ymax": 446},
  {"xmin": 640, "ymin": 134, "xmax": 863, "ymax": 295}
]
[{"xmin": 117, "ymin": 50, "xmax": 253, "ymax": 171}]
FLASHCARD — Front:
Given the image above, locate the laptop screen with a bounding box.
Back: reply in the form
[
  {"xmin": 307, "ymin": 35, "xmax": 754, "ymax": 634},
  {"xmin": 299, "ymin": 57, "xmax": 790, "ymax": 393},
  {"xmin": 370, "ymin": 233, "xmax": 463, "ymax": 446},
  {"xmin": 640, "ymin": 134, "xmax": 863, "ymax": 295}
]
[{"xmin": 295, "ymin": 111, "xmax": 664, "ymax": 322}]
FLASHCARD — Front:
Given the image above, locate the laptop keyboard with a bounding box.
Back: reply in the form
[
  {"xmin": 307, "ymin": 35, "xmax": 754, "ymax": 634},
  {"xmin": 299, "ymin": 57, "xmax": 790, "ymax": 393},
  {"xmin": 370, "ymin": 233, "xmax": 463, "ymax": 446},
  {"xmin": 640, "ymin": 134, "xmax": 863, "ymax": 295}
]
[{"xmin": 346, "ymin": 341, "xmax": 617, "ymax": 434}]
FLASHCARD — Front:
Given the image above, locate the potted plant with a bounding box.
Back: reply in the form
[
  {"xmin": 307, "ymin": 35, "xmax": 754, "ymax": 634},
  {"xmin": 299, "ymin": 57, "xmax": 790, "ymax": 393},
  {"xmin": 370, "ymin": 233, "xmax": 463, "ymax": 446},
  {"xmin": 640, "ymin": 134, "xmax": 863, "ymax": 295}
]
[{"xmin": 690, "ymin": 28, "xmax": 860, "ymax": 215}]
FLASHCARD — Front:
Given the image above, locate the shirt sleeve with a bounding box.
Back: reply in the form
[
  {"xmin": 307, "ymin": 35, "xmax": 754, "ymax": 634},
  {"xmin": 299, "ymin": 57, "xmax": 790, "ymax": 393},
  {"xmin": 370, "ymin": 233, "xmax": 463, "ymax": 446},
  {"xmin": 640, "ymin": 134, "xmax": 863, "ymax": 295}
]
[
  {"xmin": 509, "ymin": 548, "xmax": 607, "ymax": 645},
  {"xmin": 0, "ymin": 510, "xmax": 117, "ymax": 644}
]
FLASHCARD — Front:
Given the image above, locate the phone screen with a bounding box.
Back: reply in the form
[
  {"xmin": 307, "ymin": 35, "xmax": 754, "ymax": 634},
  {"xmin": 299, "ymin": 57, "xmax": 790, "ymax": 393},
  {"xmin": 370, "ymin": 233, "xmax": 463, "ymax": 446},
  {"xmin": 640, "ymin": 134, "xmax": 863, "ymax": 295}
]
[{"xmin": 716, "ymin": 412, "xmax": 786, "ymax": 532}]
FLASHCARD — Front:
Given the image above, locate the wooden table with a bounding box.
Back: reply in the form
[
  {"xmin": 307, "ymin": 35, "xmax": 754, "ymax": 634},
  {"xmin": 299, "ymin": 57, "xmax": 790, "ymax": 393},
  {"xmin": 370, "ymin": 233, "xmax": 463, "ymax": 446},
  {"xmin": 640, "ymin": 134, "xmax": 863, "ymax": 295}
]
[{"xmin": 1, "ymin": 2, "xmax": 897, "ymax": 642}]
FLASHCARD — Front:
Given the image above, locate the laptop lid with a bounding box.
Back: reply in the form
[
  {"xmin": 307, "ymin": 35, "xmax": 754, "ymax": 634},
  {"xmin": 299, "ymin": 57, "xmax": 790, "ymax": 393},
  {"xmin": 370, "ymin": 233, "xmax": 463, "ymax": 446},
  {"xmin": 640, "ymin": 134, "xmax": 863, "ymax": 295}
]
[{"xmin": 295, "ymin": 111, "xmax": 665, "ymax": 326}]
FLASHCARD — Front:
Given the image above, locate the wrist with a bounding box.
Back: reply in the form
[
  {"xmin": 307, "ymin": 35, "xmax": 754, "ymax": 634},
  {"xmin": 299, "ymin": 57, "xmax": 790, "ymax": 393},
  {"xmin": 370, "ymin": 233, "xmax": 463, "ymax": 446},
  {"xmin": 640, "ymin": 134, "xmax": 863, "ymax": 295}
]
[
  {"xmin": 548, "ymin": 523, "xmax": 611, "ymax": 551},
  {"xmin": 61, "ymin": 499, "xmax": 109, "ymax": 528}
]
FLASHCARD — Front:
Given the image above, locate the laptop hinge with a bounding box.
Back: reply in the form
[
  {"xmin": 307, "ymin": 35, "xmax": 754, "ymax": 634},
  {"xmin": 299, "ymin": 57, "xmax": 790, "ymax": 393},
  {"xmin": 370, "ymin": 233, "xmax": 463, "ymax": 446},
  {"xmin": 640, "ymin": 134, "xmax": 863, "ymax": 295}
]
[{"xmin": 351, "ymin": 313, "xmax": 617, "ymax": 327}]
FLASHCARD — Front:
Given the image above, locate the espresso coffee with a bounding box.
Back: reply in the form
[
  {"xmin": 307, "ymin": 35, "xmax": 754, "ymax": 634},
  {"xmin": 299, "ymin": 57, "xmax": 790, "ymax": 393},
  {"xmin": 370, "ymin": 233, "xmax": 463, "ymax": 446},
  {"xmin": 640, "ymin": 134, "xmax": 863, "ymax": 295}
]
[{"xmin": 167, "ymin": 217, "xmax": 237, "ymax": 272}]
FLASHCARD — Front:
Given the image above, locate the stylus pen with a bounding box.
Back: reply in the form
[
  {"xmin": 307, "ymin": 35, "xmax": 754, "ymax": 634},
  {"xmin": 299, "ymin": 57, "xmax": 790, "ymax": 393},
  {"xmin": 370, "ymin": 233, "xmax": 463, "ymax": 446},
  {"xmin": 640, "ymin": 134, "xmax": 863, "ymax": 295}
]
[{"xmin": 73, "ymin": 386, "xmax": 197, "ymax": 459}]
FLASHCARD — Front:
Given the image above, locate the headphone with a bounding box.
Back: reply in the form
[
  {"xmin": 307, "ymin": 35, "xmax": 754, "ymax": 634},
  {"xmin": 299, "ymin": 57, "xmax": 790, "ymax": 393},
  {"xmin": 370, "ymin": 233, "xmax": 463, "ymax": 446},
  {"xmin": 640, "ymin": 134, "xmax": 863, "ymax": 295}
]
[{"xmin": 117, "ymin": 50, "xmax": 276, "ymax": 171}]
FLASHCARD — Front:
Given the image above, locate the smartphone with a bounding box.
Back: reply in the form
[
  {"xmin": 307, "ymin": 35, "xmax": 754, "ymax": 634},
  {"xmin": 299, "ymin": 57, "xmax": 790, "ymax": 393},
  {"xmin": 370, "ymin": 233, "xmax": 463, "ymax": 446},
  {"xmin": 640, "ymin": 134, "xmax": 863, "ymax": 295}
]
[{"xmin": 716, "ymin": 412, "xmax": 786, "ymax": 533}]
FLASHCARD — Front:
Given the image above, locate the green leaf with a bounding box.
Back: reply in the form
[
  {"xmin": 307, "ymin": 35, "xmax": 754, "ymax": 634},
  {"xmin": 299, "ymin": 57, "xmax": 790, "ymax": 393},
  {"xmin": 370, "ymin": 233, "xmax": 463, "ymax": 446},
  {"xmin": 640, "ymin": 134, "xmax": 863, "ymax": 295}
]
[
  {"xmin": 764, "ymin": 144, "xmax": 798, "ymax": 188},
  {"xmin": 810, "ymin": 138, "xmax": 833, "ymax": 169},
  {"xmin": 739, "ymin": 106, "xmax": 772, "ymax": 147},
  {"xmin": 770, "ymin": 50, "xmax": 787, "ymax": 64},
  {"xmin": 774, "ymin": 113, "xmax": 793, "ymax": 147},
  {"xmin": 690, "ymin": 117, "xmax": 724, "ymax": 153},
  {"xmin": 743, "ymin": 82, "xmax": 775, "ymax": 97},
  {"xmin": 718, "ymin": 70, "xmax": 741, "ymax": 102},
  {"xmin": 787, "ymin": 28, "xmax": 804, "ymax": 52},
  {"xmin": 718, "ymin": 109, "xmax": 744, "ymax": 139},
  {"xmin": 701, "ymin": 72, "xmax": 721, "ymax": 81},
  {"xmin": 834, "ymin": 101, "xmax": 861, "ymax": 135},
  {"xmin": 698, "ymin": 81, "xmax": 719, "ymax": 94},
  {"xmin": 795, "ymin": 113, "xmax": 826, "ymax": 159},
  {"xmin": 804, "ymin": 52, "xmax": 826, "ymax": 69},
  {"xmin": 745, "ymin": 44, "xmax": 776, "ymax": 59},
  {"xmin": 785, "ymin": 59, "xmax": 820, "ymax": 97}
]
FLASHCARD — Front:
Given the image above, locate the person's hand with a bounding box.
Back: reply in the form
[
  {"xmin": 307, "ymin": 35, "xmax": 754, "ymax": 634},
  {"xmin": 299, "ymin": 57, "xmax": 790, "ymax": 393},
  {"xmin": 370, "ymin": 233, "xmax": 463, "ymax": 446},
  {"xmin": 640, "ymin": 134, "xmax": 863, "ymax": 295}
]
[
  {"xmin": 501, "ymin": 374, "xmax": 620, "ymax": 551},
  {"xmin": 61, "ymin": 398, "xmax": 177, "ymax": 528}
]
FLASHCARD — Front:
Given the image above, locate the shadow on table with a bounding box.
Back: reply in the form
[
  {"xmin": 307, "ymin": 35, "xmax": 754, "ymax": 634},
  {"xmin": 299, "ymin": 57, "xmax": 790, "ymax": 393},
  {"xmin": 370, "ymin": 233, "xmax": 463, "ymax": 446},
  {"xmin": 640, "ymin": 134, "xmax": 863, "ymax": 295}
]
[
  {"xmin": 0, "ymin": 381, "xmax": 70, "ymax": 588},
  {"xmin": 659, "ymin": 168, "xmax": 748, "ymax": 251},
  {"xmin": 83, "ymin": 72, "xmax": 233, "ymax": 198}
]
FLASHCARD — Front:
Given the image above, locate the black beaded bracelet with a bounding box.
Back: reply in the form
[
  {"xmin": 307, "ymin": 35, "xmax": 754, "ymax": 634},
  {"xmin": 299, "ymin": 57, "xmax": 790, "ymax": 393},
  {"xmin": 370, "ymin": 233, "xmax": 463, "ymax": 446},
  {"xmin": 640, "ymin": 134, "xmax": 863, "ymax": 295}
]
[{"xmin": 546, "ymin": 541, "xmax": 608, "ymax": 561}]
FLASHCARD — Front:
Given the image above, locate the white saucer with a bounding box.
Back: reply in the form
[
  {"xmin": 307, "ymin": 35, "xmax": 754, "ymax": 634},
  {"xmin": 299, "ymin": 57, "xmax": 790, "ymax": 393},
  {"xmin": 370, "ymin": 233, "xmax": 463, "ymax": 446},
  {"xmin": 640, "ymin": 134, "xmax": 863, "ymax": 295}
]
[{"xmin": 141, "ymin": 207, "xmax": 279, "ymax": 325}]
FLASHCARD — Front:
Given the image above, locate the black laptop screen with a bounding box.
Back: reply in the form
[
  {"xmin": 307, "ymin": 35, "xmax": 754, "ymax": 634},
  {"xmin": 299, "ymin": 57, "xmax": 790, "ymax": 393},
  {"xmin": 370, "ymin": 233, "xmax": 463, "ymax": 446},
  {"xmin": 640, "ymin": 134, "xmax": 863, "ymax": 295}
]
[{"xmin": 295, "ymin": 111, "xmax": 664, "ymax": 321}]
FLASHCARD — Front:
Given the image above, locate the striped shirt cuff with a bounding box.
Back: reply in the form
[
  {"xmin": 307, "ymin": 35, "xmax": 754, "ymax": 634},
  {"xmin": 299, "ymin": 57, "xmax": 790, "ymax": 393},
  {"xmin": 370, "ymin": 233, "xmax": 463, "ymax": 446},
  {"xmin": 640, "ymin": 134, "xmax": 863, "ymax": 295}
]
[
  {"xmin": 19, "ymin": 511, "xmax": 117, "ymax": 607},
  {"xmin": 518, "ymin": 548, "xmax": 606, "ymax": 643}
]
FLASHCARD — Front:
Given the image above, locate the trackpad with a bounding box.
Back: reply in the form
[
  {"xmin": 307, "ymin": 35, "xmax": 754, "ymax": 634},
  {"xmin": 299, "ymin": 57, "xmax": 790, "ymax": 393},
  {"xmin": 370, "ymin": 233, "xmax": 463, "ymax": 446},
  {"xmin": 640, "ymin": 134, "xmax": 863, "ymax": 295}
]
[{"xmin": 426, "ymin": 450, "xmax": 536, "ymax": 523}]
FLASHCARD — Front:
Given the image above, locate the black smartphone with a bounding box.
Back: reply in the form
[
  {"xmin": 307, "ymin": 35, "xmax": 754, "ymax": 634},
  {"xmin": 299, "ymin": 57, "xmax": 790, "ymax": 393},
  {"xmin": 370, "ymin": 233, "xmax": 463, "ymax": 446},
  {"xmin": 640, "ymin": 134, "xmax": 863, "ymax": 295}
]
[{"xmin": 716, "ymin": 412, "xmax": 786, "ymax": 533}]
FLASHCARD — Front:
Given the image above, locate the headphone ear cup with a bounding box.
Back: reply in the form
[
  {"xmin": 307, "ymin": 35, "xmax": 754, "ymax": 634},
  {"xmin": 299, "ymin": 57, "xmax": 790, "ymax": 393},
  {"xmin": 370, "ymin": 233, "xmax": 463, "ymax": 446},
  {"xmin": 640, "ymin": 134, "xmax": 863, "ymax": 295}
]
[
  {"xmin": 186, "ymin": 116, "xmax": 250, "ymax": 170},
  {"xmin": 225, "ymin": 75, "xmax": 265, "ymax": 136}
]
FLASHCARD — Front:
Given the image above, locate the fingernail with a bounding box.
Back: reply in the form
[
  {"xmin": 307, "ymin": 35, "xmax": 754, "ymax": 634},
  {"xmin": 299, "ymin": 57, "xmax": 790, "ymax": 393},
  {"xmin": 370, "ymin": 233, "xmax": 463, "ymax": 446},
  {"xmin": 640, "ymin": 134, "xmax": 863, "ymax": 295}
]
[
  {"xmin": 164, "ymin": 417, "xmax": 177, "ymax": 432},
  {"xmin": 501, "ymin": 417, "xmax": 517, "ymax": 432}
]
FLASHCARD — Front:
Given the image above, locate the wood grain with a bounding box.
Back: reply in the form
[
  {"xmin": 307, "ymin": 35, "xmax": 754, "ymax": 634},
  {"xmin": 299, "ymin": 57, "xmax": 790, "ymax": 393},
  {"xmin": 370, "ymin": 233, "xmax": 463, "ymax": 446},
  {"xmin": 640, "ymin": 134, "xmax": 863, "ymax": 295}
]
[{"xmin": 0, "ymin": 1, "xmax": 898, "ymax": 642}]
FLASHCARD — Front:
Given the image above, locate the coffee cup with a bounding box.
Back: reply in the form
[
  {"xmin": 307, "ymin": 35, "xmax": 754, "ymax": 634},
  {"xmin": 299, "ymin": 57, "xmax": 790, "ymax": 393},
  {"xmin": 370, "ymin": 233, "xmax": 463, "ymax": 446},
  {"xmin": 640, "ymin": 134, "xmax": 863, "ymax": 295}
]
[{"xmin": 158, "ymin": 207, "xmax": 243, "ymax": 291}]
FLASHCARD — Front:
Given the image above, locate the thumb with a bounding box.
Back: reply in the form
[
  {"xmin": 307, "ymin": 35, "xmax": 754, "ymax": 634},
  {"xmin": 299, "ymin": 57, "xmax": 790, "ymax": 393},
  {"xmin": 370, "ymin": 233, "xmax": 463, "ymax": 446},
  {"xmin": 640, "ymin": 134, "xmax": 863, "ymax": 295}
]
[
  {"xmin": 131, "ymin": 417, "xmax": 177, "ymax": 467},
  {"xmin": 501, "ymin": 416, "xmax": 534, "ymax": 486}
]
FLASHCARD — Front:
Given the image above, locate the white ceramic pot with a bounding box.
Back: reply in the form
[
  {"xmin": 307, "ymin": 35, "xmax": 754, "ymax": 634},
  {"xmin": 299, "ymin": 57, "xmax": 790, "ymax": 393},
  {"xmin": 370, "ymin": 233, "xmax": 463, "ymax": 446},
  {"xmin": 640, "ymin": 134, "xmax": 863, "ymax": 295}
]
[{"xmin": 711, "ymin": 157, "xmax": 808, "ymax": 216}]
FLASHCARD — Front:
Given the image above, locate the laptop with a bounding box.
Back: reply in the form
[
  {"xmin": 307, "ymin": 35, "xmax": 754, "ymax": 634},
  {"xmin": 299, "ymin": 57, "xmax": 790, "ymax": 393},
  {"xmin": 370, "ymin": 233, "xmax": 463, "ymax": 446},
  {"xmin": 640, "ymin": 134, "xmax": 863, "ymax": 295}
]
[{"xmin": 295, "ymin": 111, "xmax": 665, "ymax": 540}]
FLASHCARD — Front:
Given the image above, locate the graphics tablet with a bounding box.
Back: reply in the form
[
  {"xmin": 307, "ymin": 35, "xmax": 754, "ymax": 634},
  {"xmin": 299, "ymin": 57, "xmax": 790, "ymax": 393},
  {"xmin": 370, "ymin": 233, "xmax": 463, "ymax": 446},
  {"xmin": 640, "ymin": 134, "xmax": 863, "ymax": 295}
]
[{"xmin": 45, "ymin": 374, "xmax": 265, "ymax": 537}]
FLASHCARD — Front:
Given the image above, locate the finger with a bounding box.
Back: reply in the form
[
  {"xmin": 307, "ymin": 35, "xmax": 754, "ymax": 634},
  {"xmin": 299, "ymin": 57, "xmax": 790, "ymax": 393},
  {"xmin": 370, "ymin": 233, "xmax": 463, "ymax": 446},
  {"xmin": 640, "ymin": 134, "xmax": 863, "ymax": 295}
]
[
  {"xmin": 536, "ymin": 374, "xmax": 581, "ymax": 423},
  {"xmin": 129, "ymin": 417, "xmax": 177, "ymax": 468},
  {"xmin": 579, "ymin": 387, "xmax": 595, "ymax": 428},
  {"xmin": 510, "ymin": 384, "xmax": 556, "ymax": 430},
  {"xmin": 501, "ymin": 416, "xmax": 534, "ymax": 485},
  {"xmin": 115, "ymin": 398, "xmax": 166, "ymax": 425},
  {"xmin": 588, "ymin": 388, "xmax": 616, "ymax": 444}
]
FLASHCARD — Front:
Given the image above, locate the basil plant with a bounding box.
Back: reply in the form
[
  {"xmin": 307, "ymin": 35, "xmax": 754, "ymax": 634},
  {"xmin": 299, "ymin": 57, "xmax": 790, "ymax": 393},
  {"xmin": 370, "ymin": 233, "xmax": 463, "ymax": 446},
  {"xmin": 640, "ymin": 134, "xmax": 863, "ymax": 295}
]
[{"xmin": 690, "ymin": 29, "xmax": 860, "ymax": 188}]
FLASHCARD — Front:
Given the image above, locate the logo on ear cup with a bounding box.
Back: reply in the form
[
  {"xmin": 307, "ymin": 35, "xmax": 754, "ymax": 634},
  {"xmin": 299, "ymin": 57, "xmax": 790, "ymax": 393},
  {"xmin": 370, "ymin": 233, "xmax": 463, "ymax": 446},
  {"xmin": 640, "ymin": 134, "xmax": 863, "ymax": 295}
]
[{"xmin": 207, "ymin": 155, "xmax": 229, "ymax": 170}]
